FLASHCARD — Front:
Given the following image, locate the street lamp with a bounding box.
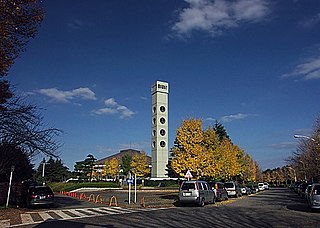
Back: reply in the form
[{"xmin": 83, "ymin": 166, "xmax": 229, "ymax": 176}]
[{"xmin": 294, "ymin": 134, "xmax": 316, "ymax": 142}]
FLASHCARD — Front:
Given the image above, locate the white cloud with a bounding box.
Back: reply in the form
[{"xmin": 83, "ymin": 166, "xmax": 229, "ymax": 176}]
[
  {"xmin": 172, "ymin": 0, "xmax": 270, "ymax": 37},
  {"xmin": 94, "ymin": 98, "xmax": 135, "ymax": 119},
  {"xmin": 219, "ymin": 113, "xmax": 254, "ymax": 122},
  {"xmin": 282, "ymin": 56, "xmax": 320, "ymax": 80},
  {"xmin": 38, "ymin": 87, "xmax": 97, "ymax": 103}
]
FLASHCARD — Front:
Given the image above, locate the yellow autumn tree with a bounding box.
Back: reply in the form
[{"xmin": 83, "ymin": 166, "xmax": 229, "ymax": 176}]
[
  {"xmin": 102, "ymin": 158, "xmax": 119, "ymax": 179},
  {"xmin": 243, "ymin": 153, "xmax": 256, "ymax": 183},
  {"xmin": 130, "ymin": 152, "xmax": 150, "ymax": 177},
  {"xmin": 202, "ymin": 126, "xmax": 221, "ymax": 179},
  {"xmin": 217, "ymin": 139, "xmax": 241, "ymax": 180},
  {"xmin": 171, "ymin": 118, "xmax": 209, "ymax": 178}
]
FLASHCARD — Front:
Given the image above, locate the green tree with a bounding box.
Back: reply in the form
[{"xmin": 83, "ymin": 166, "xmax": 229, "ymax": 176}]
[
  {"xmin": 74, "ymin": 154, "xmax": 96, "ymax": 181},
  {"xmin": 214, "ymin": 121, "xmax": 230, "ymax": 142},
  {"xmin": 0, "ymin": 143, "xmax": 34, "ymax": 182},
  {"xmin": 35, "ymin": 157, "xmax": 70, "ymax": 183},
  {"xmin": 121, "ymin": 154, "xmax": 132, "ymax": 176}
]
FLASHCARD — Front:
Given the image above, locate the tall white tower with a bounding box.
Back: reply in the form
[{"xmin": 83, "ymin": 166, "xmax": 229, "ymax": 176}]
[{"xmin": 151, "ymin": 80, "xmax": 169, "ymax": 178}]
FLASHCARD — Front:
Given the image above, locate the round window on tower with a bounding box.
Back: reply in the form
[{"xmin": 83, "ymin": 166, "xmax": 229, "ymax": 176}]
[
  {"xmin": 153, "ymin": 106, "xmax": 156, "ymax": 113},
  {"xmin": 153, "ymin": 118, "xmax": 156, "ymax": 125},
  {"xmin": 152, "ymin": 141, "xmax": 156, "ymax": 148},
  {"xmin": 160, "ymin": 106, "xmax": 166, "ymax": 113},
  {"xmin": 160, "ymin": 117, "xmax": 166, "ymax": 124},
  {"xmin": 160, "ymin": 129, "xmax": 166, "ymax": 136},
  {"xmin": 153, "ymin": 130, "xmax": 156, "ymax": 136},
  {"xmin": 160, "ymin": 141, "xmax": 166, "ymax": 148}
]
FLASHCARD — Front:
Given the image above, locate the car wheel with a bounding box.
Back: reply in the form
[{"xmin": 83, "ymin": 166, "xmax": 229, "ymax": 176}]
[{"xmin": 199, "ymin": 198, "xmax": 205, "ymax": 207}]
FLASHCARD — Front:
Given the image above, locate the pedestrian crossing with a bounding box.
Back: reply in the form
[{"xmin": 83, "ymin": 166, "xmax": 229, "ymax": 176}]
[{"xmin": 10, "ymin": 207, "xmax": 164, "ymax": 227}]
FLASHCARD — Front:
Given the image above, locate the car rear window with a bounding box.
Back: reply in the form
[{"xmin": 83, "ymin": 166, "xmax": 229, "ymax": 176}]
[
  {"xmin": 313, "ymin": 185, "xmax": 320, "ymax": 195},
  {"xmin": 181, "ymin": 183, "xmax": 196, "ymax": 190},
  {"xmin": 31, "ymin": 187, "xmax": 53, "ymax": 195},
  {"xmin": 224, "ymin": 183, "xmax": 234, "ymax": 188}
]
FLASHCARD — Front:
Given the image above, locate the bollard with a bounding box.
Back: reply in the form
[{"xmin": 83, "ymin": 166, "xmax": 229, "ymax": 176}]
[
  {"xmin": 79, "ymin": 193, "xmax": 87, "ymax": 200},
  {"xmin": 140, "ymin": 197, "xmax": 146, "ymax": 208},
  {"xmin": 88, "ymin": 194, "xmax": 95, "ymax": 202},
  {"xmin": 95, "ymin": 194, "xmax": 103, "ymax": 204},
  {"xmin": 109, "ymin": 196, "xmax": 118, "ymax": 207}
]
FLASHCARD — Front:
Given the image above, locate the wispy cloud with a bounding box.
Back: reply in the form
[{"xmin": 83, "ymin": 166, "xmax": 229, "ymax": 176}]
[
  {"xmin": 219, "ymin": 113, "xmax": 255, "ymax": 123},
  {"xmin": 299, "ymin": 13, "xmax": 320, "ymax": 28},
  {"xmin": 38, "ymin": 87, "xmax": 97, "ymax": 103},
  {"xmin": 93, "ymin": 98, "xmax": 135, "ymax": 119},
  {"xmin": 67, "ymin": 19, "xmax": 83, "ymax": 30},
  {"xmin": 282, "ymin": 56, "xmax": 320, "ymax": 80},
  {"xmin": 172, "ymin": 0, "xmax": 270, "ymax": 37},
  {"xmin": 269, "ymin": 142, "xmax": 296, "ymax": 150}
]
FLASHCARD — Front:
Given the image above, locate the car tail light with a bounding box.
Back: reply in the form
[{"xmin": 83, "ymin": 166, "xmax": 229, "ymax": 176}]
[
  {"xmin": 31, "ymin": 194, "xmax": 37, "ymax": 199},
  {"xmin": 48, "ymin": 194, "xmax": 54, "ymax": 198},
  {"xmin": 215, "ymin": 184, "xmax": 218, "ymax": 190}
]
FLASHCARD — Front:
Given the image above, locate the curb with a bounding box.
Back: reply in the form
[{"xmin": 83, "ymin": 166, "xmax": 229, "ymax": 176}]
[{"xmin": 0, "ymin": 219, "xmax": 10, "ymax": 228}]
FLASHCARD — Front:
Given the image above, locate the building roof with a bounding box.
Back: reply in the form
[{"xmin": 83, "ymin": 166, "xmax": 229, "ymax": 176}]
[{"xmin": 95, "ymin": 149, "xmax": 151, "ymax": 165}]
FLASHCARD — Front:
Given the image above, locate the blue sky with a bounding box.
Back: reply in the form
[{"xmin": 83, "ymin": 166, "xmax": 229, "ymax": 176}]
[{"xmin": 9, "ymin": 0, "xmax": 320, "ymax": 170}]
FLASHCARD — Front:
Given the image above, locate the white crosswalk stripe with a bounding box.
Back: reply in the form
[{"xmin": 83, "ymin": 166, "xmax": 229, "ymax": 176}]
[
  {"xmin": 38, "ymin": 211, "xmax": 54, "ymax": 221},
  {"xmin": 20, "ymin": 214, "xmax": 33, "ymax": 224},
  {"xmin": 54, "ymin": 210, "xmax": 73, "ymax": 219},
  {"xmin": 18, "ymin": 206, "xmax": 167, "ymax": 226}
]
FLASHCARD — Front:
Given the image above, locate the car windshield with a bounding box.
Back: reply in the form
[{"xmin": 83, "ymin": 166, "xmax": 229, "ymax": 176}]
[
  {"xmin": 181, "ymin": 183, "xmax": 196, "ymax": 190},
  {"xmin": 224, "ymin": 183, "xmax": 234, "ymax": 188}
]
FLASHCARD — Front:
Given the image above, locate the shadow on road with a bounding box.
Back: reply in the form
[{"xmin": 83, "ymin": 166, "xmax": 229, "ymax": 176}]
[{"xmin": 34, "ymin": 219, "xmax": 114, "ymax": 228}]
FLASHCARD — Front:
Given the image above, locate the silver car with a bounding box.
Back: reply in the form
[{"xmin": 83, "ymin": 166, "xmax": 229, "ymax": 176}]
[
  {"xmin": 178, "ymin": 180, "xmax": 215, "ymax": 207},
  {"xmin": 308, "ymin": 184, "xmax": 320, "ymax": 211}
]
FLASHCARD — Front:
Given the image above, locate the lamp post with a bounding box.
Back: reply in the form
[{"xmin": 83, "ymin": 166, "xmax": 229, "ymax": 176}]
[{"xmin": 41, "ymin": 160, "xmax": 48, "ymax": 186}]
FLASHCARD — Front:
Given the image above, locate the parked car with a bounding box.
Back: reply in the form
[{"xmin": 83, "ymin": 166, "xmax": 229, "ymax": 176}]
[
  {"xmin": 26, "ymin": 186, "xmax": 54, "ymax": 208},
  {"xmin": 298, "ymin": 182, "xmax": 311, "ymax": 198},
  {"xmin": 240, "ymin": 185, "xmax": 247, "ymax": 195},
  {"xmin": 209, "ymin": 181, "xmax": 228, "ymax": 201},
  {"xmin": 258, "ymin": 183, "xmax": 265, "ymax": 191},
  {"xmin": 306, "ymin": 184, "xmax": 313, "ymax": 202},
  {"xmin": 264, "ymin": 182, "xmax": 269, "ymax": 190},
  {"xmin": 224, "ymin": 182, "xmax": 242, "ymax": 198},
  {"xmin": 178, "ymin": 180, "xmax": 215, "ymax": 207},
  {"xmin": 308, "ymin": 184, "xmax": 320, "ymax": 211},
  {"xmin": 246, "ymin": 185, "xmax": 257, "ymax": 194}
]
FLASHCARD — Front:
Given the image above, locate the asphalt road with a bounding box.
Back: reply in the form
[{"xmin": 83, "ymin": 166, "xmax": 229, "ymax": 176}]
[{"xmin": 17, "ymin": 188, "xmax": 320, "ymax": 227}]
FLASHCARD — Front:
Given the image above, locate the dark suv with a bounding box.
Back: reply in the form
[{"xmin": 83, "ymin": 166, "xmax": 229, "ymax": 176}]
[
  {"xmin": 209, "ymin": 181, "xmax": 228, "ymax": 201},
  {"xmin": 26, "ymin": 186, "xmax": 54, "ymax": 208}
]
